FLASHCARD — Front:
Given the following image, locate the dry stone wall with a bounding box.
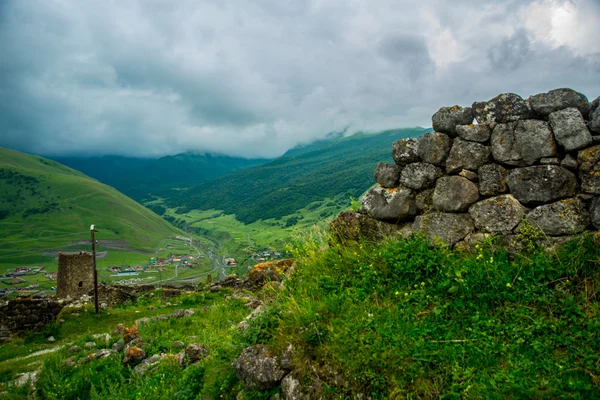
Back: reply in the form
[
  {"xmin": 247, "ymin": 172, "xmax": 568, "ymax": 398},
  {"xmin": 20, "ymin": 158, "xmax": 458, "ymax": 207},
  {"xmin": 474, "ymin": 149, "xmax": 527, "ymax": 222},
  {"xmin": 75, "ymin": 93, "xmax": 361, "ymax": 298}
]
[
  {"xmin": 360, "ymin": 88, "xmax": 600, "ymax": 247},
  {"xmin": 0, "ymin": 297, "xmax": 64, "ymax": 339}
]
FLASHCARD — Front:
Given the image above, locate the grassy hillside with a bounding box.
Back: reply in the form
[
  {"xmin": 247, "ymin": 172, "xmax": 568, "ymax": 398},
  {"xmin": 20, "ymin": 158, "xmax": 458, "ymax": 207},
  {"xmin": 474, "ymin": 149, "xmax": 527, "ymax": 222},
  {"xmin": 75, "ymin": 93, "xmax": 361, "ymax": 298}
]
[
  {"xmin": 167, "ymin": 128, "xmax": 428, "ymax": 224},
  {"xmin": 52, "ymin": 153, "xmax": 270, "ymax": 202},
  {"xmin": 2, "ymin": 228, "xmax": 599, "ymax": 398},
  {"xmin": 0, "ymin": 147, "xmax": 184, "ymax": 270}
]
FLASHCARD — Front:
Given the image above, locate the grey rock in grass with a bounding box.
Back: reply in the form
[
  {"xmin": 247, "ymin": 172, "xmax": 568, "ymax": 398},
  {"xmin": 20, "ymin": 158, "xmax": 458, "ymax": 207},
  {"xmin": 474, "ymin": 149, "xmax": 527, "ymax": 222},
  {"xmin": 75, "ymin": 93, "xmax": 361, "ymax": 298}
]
[
  {"xmin": 112, "ymin": 339, "xmax": 125, "ymax": 353},
  {"xmin": 523, "ymin": 198, "xmax": 590, "ymax": 235},
  {"xmin": 433, "ymin": 176, "xmax": 480, "ymax": 212},
  {"xmin": 478, "ymin": 164, "xmax": 508, "ymax": 196},
  {"xmin": 529, "ymin": 88, "xmax": 590, "ymax": 117},
  {"xmin": 361, "ymin": 185, "xmax": 416, "ymax": 222},
  {"xmin": 232, "ymin": 345, "xmax": 286, "ymax": 391},
  {"xmin": 589, "ymin": 97, "xmax": 600, "ymax": 134},
  {"xmin": 549, "ymin": 108, "xmax": 593, "ymax": 151},
  {"xmin": 417, "ymin": 132, "xmax": 452, "ymax": 166},
  {"xmin": 281, "ymin": 374, "xmax": 304, "ymax": 400},
  {"xmin": 468, "ymin": 195, "xmax": 526, "ymax": 233},
  {"xmin": 412, "ymin": 213, "xmax": 475, "ymax": 246},
  {"xmin": 506, "ymin": 165, "xmax": 578, "ymax": 205},
  {"xmin": 432, "ymin": 106, "xmax": 474, "ymax": 136},
  {"xmin": 178, "ymin": 343, "xmax": 209, "ymax": 368},
  {"xmin": 445, "ymin": 138, "xmax": 491, "ymax": 174},
  {"xmin": 399, "ymin": 162, "xmax": 442, "ymax": 190},
  {"xmin": 455, "ymin": 124, "xmax": 491, "ymax": 142},
  {"xmin": 472, "ymin": 93, "xmax": 532, "ymax": 125},
  {"xmin": 491, "ymin": 120, "xmax": 556, "ymax": 166},
  {"xmin": 68, "ymin": 345, "xmax": 81, "ymax": 354},
  {"xmin": 578, "ymin": 145, "xmax": 600, "ymax": 194},
  {"xmin": 134, "ymin": 354, "xmax": 161, "ymax": 376},
  {"xmin": 392, "ymin": 138, "xmax": 420, "ymax": 166},
  {"xmin": 374, "ymin": 162, "xmax": 402, "ymax": 188}
]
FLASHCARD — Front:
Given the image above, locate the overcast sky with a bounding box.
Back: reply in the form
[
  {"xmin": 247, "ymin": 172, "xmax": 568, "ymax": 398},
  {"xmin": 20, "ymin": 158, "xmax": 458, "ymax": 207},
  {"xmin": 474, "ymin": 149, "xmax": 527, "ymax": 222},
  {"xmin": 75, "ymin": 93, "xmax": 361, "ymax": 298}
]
[{"xmin": 1, "ymin": 0, "xmax": 599, "ymax": 158}]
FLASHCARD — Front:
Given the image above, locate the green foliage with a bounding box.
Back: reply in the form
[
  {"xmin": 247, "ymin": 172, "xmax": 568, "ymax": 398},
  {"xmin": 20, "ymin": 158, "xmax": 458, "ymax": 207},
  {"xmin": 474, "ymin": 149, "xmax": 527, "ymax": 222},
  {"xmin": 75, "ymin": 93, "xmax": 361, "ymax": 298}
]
[
  {"xmin": 0, "ymin": 147, "xmax": 184, "ymax": 268},
  {"xmin": 52, "ymin": 153, "xmax": 270, "ymax": 202},
  {"xmin": 23, "ymin": 322, "xmax": 61, "ymax": 345},
  {"xmin": 167, "ymin": 128, "xmax": 426, "ymax": 224},
  {"xmin": 273, "ymin": 232, "xmax": 600, "ymax": 398},
  {"xmin": 349, "ymin": 196, "xmax": 361, "ymax": 212}
]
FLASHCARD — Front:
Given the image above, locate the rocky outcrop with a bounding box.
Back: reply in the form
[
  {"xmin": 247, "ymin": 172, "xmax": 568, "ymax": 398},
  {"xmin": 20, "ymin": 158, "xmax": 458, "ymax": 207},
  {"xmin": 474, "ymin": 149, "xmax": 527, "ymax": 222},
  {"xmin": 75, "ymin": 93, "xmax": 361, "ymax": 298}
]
[
  {"xmin": 232, "ymin": 345, "xmax": 287, "ymax": 391},
  {"xmin": 340, "ymin": 87, "xmax": 600, "ymax": 247}
]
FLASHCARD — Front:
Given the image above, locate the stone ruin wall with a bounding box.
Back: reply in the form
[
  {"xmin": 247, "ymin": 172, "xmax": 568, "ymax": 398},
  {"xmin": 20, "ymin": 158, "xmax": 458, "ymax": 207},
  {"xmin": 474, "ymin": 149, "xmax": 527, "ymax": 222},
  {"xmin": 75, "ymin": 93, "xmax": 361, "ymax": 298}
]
[
  {"xmin": 356, "ymin": 88, "xmax": 600, "ymax": 248},
  {"xmin": 0, "ymin": 297, "xmax": 64, "ymax": 339},
  {"xmin": 57, "ymin": 252, "xmax": 94, "ymax": 299}
]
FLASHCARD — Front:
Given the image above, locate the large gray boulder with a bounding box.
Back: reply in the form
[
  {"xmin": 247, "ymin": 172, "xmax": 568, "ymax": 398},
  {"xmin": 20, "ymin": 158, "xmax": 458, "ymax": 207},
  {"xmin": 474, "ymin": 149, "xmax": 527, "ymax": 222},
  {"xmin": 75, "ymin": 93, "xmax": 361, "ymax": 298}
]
[
  {"xmin": 472, "ymin": 93, "xmax": 532, "ymax": 125},
  {"xmin": 417, "ymin": 132, "xmax": 452, "ymax": 166},
  {"xmin": 529, "ymin": 88, "xmax": 589, "ymax": 117},
  {"xmin": 374, "ymin": 162, "xmax": 402, "ymax": 188},
  {"xmin": 399, "ymin": 162, "xmax": 442, "ymax": 190},
  {"xmin": 432, "ymin": 106, "xmax": 474, "ymax": 136},
  {"xmin": 468, "ymin": 195, "xmax": 526, "ymax": 233},
  {"xmin": 392, "ymin": 138, "xmax": 420, "ymax": 166},
  {"xmin": 433, "ymin": 176, "xmax": 480, "ymax": 212},
  {"xmin": 590, "ymin": 197, "xmax": 600, "ymax": 229},
  {"xmin": 524, "ymin": 198, "xmax": 590, "ymax": 235},
  {"xmin": 548, "ymin": 108, "xmax": 593, "ymax": 151},
  {"xmin": 361, "ymin": 185, "xmax": 416, "ymax": 222},
  {"xmin": 455, "ymin": 124, "xmax": 491, "ymax": 143},
  {"xmin": 478, "ymin": 164, "xmax": 508, "ymax": 196},
  {"xmin": 446, "ymin": 139, "xmax": 491, "ymax": 174},
  {"xmin": 491, "ymin": 120, "xmax": 557, "ymax": 166},
  {"xmin": 587, "ymin": 97, "xmax": 600, "ymax": 134},
  {"xmin": 232, "ymin": 345, "xmax": 286, "ymax": 391},
  {"xmin": 413, "ymin": 212, "xmax": 475, "ymax": 246},
  {"xmin": 506, "ymin": 165, "xmax": 578, "ymax": 205},
  {"xmin": 578, "ymin": 145, "xmax": 600, "ymax": 194}
]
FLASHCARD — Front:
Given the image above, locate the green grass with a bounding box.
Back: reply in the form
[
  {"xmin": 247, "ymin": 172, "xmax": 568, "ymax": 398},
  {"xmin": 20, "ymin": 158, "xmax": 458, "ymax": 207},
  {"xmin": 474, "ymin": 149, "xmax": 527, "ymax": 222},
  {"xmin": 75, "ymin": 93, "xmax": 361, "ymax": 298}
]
[
  {"xmin": 161, "ymin": 195, "xmax": 350, "ymax": 264},
  {"xmin": 260, "ymin": 228, "xmax": 600, "ymax": 398},
  {"xmin": 0, "ymin": 291, "xmax": 248, "ymax": 399},
  {"xmin": 3, "ymin": 226, "xmax": 600, "ymax": 398},
  {"xmin": 0, "ymin": 146, "xmax": 186, "ymax": 275}
]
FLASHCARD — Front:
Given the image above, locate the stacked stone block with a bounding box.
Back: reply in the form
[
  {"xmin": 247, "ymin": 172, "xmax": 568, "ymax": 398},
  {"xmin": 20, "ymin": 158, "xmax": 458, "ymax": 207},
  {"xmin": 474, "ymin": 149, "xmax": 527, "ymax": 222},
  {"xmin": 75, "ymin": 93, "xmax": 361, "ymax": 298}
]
[{"xmin": 361, "ymin": 88, "xmax": 600, "ymax": 247}]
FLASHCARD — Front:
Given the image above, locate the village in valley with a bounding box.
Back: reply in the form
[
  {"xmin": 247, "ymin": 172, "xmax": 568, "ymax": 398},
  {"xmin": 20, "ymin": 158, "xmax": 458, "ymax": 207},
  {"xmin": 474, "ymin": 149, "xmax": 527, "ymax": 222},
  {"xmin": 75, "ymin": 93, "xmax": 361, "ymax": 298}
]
[{"xmin": 0, "ymin": 247, "xmax": 286, "ymax": 297}]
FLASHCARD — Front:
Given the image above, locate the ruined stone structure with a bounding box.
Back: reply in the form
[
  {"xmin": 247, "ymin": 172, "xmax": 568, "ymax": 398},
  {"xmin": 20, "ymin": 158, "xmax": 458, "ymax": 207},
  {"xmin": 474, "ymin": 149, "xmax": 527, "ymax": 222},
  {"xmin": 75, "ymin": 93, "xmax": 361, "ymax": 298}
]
[
  {"xmin": 0, "ymin": 297, "xmax": 64, "ymax": 339},
  {"xmin": 336, "ymin": 88, "xmax": 600, "ymax": 248},
  {"xmin": 57, "ymin": 252, "xmax": 94, "ymax": 299}
]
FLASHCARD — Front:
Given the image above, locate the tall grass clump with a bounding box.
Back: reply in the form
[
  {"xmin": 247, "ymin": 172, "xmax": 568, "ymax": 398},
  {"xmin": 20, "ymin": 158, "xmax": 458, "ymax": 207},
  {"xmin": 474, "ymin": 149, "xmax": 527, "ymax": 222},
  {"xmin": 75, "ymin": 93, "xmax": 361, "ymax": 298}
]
[{"xmin": 271, "ymin": 229, "xmax": 600, "ymax": 398}]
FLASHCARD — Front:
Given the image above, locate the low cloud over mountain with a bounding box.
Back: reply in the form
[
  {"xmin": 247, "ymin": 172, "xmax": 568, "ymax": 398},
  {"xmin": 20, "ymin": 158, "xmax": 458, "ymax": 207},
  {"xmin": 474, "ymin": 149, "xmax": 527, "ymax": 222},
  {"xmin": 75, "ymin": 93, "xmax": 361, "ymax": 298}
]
[{"xmin": 1, "ymin": 0, "xmax": 599, "ymax": 158}]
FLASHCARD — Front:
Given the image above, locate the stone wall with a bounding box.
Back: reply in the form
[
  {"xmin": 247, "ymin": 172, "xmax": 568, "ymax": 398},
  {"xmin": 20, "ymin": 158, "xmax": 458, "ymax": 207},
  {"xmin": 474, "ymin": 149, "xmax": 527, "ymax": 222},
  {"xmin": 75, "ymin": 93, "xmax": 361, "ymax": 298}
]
[
  {"xmin": 57, "ymin": 252, "xmax": 94, "ymax": 299},
  {"xmin": 0, "ymin": 297, "xmax": 64, "ymax": 339},
  {"xmin": 357, "ymin": 88, "xmax": 600, "ymax": 248}
]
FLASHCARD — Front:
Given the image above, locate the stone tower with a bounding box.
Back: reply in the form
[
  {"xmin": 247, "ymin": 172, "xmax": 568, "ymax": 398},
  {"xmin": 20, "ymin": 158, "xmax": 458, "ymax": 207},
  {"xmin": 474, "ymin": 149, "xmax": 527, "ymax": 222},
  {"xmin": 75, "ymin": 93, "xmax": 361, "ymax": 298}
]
[{"xmin": 56, "ymin": 252, "xmax": 94, "ymax": 299}]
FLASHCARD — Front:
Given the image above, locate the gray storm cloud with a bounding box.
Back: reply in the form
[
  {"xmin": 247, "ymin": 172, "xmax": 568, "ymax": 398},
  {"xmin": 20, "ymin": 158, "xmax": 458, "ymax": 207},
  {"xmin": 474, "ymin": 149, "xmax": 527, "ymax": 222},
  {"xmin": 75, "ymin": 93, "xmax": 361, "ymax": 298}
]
[{"xmin": 0, "ymin": 0, "xmax": 599, "ymax": 158}]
